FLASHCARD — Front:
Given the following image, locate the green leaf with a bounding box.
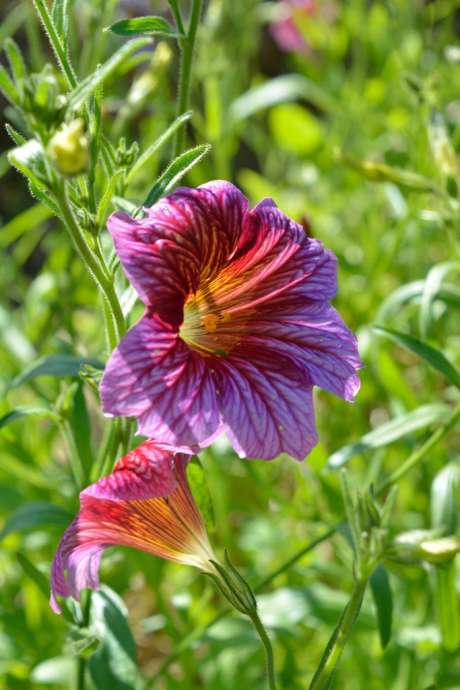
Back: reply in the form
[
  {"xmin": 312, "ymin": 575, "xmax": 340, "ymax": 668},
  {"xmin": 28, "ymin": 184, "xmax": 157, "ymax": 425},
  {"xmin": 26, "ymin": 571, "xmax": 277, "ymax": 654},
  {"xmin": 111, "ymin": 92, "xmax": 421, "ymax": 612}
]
[
  {"xmin": 0, "ymin": 64, "xmax": 19, "ymax": 104},
  {"xmin": 419, "ymin": 262, "xmax": 460, "ymax": 338},
  {"xmin": 428, "ymin": 110, "xmax": 459, "ymax": 178},
  {"xmin": 16, "ymin": 551, "xmax": 50, "ymax": 598},
  {"xmin": 95, "ymin": 169, "xmax": 124, "ymax": 227},
  {"xmin": 69, "ymin": 382, "xmax": 94, "ymax": 479},
  {"xmin": 0, "ymin": 203, "xmax": 53, "ymax": 248},
  {"xmin": 370, "ymin": 565, "xmax": 393, "ymax": 650},
  {"xmin": 187, "ymin": 457, "xmax": 215, "ymax": 533},
  {"xmin": 11, "ymin": 354, "xmax": 104, "ymax": 388},
  {"xmin": 51, "ymin": 0, "xmax": 70, "ymax": 43},
  {"xmin": 108, "ymin": 16, "xmax": 180, "ymax": 37},
  {"xmin": 229, "ymin": 74, "xmax": 337, "ymax": 122},
  {"xmin": 0, "ymin": 502, "xmax": 72, "ymax": 540},
  {"xmin": 431, "ymin": 462, "xmax": 460, "ymax": 533},
  {"xmin": 374, "ymin": 326, "xmax": 460, "ymax": 390},
  {"xmin": 143, "ymin": 144, "xmax": 211, "ymax": 207},
  {"xmin": 89, "ymin": 587, "xmax": 142, "ymax": 690},
  {"xmin": 5, "ymin": 123, "xmax": 27, "ymax": 146},
  {"xmin": 0, "ymin": 406, "xmax": 59, "ymax": 429},
  {"xmin": 328, "ymin": 404, "xmax": 449, "ymax": 468},
  {"xmin": 126, "ymin": 110, "xmax": 193, "ymax": 185},
  {"xmin": 67, "ymin": 37, "xmax": 152, "ymax": 112},
  {"xmin": 4, "ymin": 37, "xmax": 27, "ymax": 86},
  {"xmin": 7, "ymin": 139, "xmax": 48, "ymax": 192}
]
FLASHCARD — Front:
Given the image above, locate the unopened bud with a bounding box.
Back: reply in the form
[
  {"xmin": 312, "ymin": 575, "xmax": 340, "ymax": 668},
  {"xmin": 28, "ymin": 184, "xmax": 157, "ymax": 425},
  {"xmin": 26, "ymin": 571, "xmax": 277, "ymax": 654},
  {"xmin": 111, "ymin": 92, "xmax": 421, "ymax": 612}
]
[{"xmin": 48, "ymin": 119, "xmax": 89, "ymax": 175}]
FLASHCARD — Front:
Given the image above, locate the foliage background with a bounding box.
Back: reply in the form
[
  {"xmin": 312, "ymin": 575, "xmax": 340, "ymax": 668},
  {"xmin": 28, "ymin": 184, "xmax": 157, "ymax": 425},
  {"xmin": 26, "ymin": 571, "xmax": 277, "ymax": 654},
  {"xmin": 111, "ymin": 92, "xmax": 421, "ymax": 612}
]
[{"xmin": 1, "ymin": 0, "xmax": 460, "ymax": 688}]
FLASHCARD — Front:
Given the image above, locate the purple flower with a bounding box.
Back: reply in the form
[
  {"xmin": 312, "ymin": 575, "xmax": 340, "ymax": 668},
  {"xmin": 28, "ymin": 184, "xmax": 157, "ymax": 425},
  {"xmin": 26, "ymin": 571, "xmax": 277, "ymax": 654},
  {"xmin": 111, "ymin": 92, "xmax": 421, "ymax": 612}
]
[
  {"xmin": 100, "ymin": 181, "xmax": 361, "ymax": 461},
  {"xmin": 50, "ymin": 441, "xmax": 215, "ymax": 613}
]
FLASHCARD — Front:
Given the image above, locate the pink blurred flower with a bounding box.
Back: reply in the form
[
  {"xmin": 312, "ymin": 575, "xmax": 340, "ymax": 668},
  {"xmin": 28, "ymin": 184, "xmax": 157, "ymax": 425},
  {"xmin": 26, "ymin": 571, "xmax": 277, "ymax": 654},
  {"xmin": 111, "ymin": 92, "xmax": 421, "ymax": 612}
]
[
  {"xmin": 50, "ymin": 441, "xmax": 215, "ymax": 613},
  {"xmin": 270, "ymin": 0, "xmax": 317, "ymax": 54},
  {"xmin": 100, "ymin": 181, "xmax": 360, "ymax": 461}
]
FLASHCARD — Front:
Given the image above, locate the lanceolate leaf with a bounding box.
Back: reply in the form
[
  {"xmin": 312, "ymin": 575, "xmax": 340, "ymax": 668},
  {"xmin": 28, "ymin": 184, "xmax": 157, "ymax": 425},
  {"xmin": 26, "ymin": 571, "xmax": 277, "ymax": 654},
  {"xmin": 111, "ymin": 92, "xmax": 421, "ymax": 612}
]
[
  {"xmin": 0, "ymin": 502, "xmax": 72, "ymax": 540},
  {"xmin": 328, "ymin": 404, "xmax": 449, "ymax": 468},
  {"xmin": 374, "ymin": 326, "xmax": 460, "ymax": 390},
  {"xmin": 88, "ymin": 587, "xmax": 142, "ymax": 690},
  {"xmin": 370, "ymin": 565, "xmax": 393, "ymax": 650},
  {"xmin": 108, "ymin": 16, "xmax": 180, "ymax": 37},
  {"xmin": 143, "ymin": 144, "xmax": 211, "ymax": 206},
  {"xmin": 11, "ymin": 354, "xmax": 104, "ymax": 388},
  {"xmin": 0, "ymin": 406, "xmax": 59, "ymax": 429},
  {"xmin": 67, "ymin": 38, "xmax": 151, "ymax": 111},
  {"xmin": 419, "ymin": 262, "xmax": 460, "ymax": 338},
  {"xmin": 126, "ymin": 111, "xmax": 193, "ymax": 185}
]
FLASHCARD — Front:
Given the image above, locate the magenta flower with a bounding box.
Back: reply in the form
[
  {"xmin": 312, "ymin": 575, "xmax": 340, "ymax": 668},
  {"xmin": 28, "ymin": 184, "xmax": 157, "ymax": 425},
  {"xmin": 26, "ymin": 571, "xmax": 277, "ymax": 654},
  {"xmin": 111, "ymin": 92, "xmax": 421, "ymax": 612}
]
[
  {"xmin": 50, "ymin": 441, "xmax": 215, "ymax": 613},
  {"xmin": 270, "ymin": 0, "xmax": 316, "ymax": 54},
  {"xmin": 100, "ymin": 181, "xmax": 360, "ymax": 461}
]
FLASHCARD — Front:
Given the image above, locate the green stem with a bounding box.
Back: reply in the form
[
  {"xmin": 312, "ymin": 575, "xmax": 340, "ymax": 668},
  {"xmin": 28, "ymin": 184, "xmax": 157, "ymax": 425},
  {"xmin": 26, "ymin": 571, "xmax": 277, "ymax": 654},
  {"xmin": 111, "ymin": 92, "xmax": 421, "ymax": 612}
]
[
  {"xmin": 168, "ymin": 0, "xmax": 186, "ymax": 35},
  {"xmin": 76, "ymin": 656, "xmax": 86, "ymax": 690},
  {"xmin": 377, "ymin": 402, "xmax": 460, "ymax": 494},
  {"xmin": 250, "ymin": 610, "xmax": 277, "ymax": 690},
  {"xmin": 59, "ymin": 420, "xmax": 85, "ymax": 489},
  {"xmin": 308, "ymin": 578, "xmax": 367, "ymax": 690},
  {"xmin": 54, "ymin": 182, "xmax": 125, "ymax": 350},
  {"xmin": 173, "ymin": 0, "xmax": 203, "ymax": 156},
  {"xmin": 435, "ymin": 560, "xmax": 460, "ymax": 652}
]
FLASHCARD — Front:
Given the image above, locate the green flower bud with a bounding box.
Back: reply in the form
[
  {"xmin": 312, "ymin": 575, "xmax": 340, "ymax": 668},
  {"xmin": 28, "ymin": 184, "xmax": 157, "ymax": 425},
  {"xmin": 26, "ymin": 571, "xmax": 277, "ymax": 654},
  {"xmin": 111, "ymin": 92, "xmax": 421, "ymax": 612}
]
[{"xmin": 48, "ymin": 119, "xmax": 89, "ymax": 175}]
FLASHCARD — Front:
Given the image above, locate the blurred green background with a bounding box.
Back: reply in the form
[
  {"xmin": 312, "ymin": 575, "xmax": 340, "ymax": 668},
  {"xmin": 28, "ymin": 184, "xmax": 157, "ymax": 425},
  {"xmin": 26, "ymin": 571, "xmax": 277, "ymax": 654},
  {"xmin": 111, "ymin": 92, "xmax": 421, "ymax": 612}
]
[{"xmin": 1, "ymin": 0, "xmax": 460, "ymax": 688}]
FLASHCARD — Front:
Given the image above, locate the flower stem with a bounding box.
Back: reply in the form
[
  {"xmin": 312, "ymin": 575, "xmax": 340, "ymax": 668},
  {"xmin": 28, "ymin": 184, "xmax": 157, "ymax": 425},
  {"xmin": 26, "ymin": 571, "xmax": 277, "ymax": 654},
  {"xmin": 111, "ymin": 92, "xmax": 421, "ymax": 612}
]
[
  {"xmin": 76, "ymin": 657, "xmax": 86, "ymax": 690},
  {"xmin": 250, "ymin": 610, "xmax": 278, "ymax": 690},
  {"xmin": 54, "ymin": 181, "xmax": 125, "ymax": 350},
  {"xmin": 173, "ymin": 0, "xmax": 203, "ymax": 156},
  {"xmin": 308, "ymin": 578, "xmax": 367, "ymax": 690}
]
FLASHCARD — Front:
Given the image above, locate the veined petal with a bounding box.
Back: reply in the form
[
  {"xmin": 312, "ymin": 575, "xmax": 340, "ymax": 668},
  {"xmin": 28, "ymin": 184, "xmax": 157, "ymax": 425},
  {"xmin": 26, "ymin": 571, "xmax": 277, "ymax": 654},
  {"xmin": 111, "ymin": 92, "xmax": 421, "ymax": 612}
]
[
  {"xmin": 244, "ymin": 303, "xmax": 361, "ymax": 401},
  {"xmin": 50, "ymin": 443, "xmax": 215, "ymax": 613},
  {"xmin": 108, "ymin": 181, "xmax": 249, "ymax": 320},
  {"xmin": 100, "ymin": 314, "xmax": 223, "ymax": 451},
  {"xmin": 214, "ymin": 348, "xmax": 318, "ymax": 460}
]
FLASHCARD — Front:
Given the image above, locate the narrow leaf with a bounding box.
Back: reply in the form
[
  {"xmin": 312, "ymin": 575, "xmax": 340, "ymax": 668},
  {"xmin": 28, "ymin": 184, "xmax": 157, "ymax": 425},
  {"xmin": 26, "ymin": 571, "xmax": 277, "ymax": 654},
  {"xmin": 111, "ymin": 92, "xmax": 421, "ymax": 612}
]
[
  {"xmin": 67, "ymin": 38, "xmax": 151, "ymax": 112},
  {"xmin": 230, "ymin": 74, "xmax": 337, "ymax": 121},
  {"xmin": 4, "ymin": 37, "xmax": 27, "ymax": 85},
  {"xmin": 16, "ymin": 552, "xmax": 50, "ymax": 598},
  {"xmin": 374, "ymin": 326, "xmax": 460, "ymax": 390},
  {"xmin": 126, "ymin": 110, "xmax": 193, "ymax": 184},
  {"xmin": 419, "ymin": 261, "xmax": 460, "ymax": 338},
  {"xmin": 89, "ymin": 587, "xmax": 141, "ymax": 690},
  {"xmin": 7, "ymin": 139, "xmax": 48, "ymax": 191},
  {"xmin": 96, "ymin": 169, "xmax": 124, "ymax": 227},
  {"xmin": 5, "ymin": 123, "xmax": 27, "ymax": 146},
  {"xmin": 328, "ymin": 404, "xmax": 449, "ymax": 468},
  {"xmin": 0, "ymin": 406, "xmax": 59, "ymax": 429},
  {"xmin": 0, "ymin": 502, "xmax": 72, "ymax": 540},
  {"xmin": 370, "ymin": 565, "xmax": 393, "ymax": 649},
  {"xmin": 11, "ymin": 354, "xmax": 104, "ymax": 388},
  {"xmin": 0, "ymin": 64, "xmax": 19, "ymax": 104},
  {"xmin": 143, "ymin": 144, "xmax": 211, "ymax": 206},
  {"xmin": 108, "ymin": 16, "xmax": 180, "ymax": 37}
]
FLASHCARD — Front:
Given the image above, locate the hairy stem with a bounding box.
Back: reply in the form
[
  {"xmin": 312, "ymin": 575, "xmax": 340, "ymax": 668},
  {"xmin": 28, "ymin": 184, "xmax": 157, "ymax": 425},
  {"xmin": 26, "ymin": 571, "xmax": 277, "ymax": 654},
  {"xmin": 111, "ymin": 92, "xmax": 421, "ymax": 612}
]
[{"xmin": 54, "ymin": 182, "xmax": 125, "ymax": 350}]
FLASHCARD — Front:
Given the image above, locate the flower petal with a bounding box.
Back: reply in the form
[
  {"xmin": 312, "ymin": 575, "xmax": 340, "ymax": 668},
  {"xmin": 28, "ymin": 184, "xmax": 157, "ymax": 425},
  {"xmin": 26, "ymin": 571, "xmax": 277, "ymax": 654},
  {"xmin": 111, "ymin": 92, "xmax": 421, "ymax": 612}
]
[
  {"xmin": 244, "ymin": 303, "xmax": 361, "ymax": 401},
  {"xmin": 83, "ymin": 440, "xmax": 178, "ymax": 501},
  {"xmin": 214, "ymin": 347, "xmax": 318, "ymax": 460},
  {"xmin": 100, "ymin": 314, "xmax": 223, "ymax": 451},
  {"xmin": 108, "ymin": 181, "xmax": 249, "ymax": 320}
]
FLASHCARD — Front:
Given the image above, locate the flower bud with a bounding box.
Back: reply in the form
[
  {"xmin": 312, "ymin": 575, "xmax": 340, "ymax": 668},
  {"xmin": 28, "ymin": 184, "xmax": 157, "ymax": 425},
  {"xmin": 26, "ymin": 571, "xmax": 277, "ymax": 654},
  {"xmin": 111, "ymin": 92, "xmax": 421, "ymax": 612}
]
[{"xmin": 48, "ymin": 119, "xmax": 89, "ymax": 175}]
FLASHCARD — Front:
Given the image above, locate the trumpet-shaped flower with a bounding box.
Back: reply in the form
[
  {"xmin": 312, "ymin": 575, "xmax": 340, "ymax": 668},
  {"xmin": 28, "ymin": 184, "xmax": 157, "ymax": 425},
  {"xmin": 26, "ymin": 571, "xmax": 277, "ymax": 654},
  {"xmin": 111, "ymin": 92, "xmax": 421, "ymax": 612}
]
[
  {"xmin": 50, "ymin": 441, "xmax": 215, "ymax": 613},
  {"xmin": 100, "ymin": 181, "xmax": 360, "ymax": 460}
]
